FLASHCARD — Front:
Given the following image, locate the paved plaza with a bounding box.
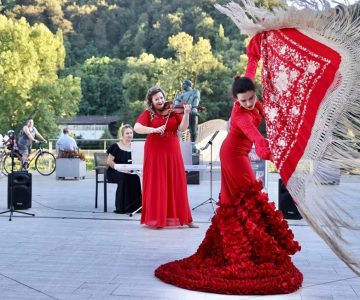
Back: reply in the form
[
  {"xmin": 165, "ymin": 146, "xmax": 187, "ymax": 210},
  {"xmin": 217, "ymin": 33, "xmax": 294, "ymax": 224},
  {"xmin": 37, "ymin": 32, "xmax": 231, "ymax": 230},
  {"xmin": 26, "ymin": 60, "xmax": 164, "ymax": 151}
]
[{"xmin": 0, "ymin": 170, "xmax": 360, "ymax": 300}]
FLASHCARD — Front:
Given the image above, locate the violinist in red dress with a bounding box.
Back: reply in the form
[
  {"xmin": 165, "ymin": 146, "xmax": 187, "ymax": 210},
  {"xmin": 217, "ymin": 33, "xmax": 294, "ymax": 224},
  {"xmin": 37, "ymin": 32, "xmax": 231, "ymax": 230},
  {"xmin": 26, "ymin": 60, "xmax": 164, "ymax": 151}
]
[{"xmin": 134, "ymin": 86, "xmax": 199, "ymax": 229}]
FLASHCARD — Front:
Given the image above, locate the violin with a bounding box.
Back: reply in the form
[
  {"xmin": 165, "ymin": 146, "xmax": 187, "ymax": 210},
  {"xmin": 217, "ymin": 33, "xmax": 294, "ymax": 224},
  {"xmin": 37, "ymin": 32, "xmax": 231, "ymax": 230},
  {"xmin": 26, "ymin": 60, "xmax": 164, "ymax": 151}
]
[{"xmin": 159, "ymin": 101, "xmax": 206, "ymax": 117}]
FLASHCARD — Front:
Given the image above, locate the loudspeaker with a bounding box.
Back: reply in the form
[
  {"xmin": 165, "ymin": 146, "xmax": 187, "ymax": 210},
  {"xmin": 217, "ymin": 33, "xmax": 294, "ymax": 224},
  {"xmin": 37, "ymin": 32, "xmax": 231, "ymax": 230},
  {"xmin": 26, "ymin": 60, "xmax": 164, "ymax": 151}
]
[
  {"xmin": 186, "ymin": 171, "xmax": 200, "ymax": 184},
  {"xmin": 186, "ymin": 153, "xmax": 200, "ymax": 185},
  {"xmin": 278, "ymin": 179, "xmax": 302, "ymax": 220},
  {"xmin": 8, "ymin": 171, "xmax": 32, "ymax": 210}
]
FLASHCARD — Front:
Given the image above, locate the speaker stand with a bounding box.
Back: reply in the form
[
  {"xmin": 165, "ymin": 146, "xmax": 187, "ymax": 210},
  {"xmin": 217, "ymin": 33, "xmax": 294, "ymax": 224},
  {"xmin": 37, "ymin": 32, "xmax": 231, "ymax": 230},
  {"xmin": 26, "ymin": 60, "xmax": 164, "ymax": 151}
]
[{"xmin": 0, "ymin": 147, "xmax": 35, "ymax": 221}]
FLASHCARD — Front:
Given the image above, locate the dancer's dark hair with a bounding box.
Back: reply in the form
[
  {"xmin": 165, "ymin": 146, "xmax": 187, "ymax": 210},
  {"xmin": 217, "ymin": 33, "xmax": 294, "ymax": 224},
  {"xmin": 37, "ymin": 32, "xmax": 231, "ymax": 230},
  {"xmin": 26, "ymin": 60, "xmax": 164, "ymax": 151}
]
[{"xmin": 232, "ymin": 76, "xmax": 255, "ymax": 98}]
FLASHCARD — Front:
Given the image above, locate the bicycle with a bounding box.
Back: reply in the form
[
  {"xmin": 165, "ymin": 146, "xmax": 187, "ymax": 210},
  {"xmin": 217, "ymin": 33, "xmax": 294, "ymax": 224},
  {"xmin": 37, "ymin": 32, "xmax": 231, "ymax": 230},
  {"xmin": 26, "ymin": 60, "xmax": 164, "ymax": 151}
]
[
  {"xmin": 2, "ymin": 142, "xmax": 56, "ymax": 176},
  {"xmin": 0, "ymin": 133, "xmax": 19, "ymax": 174}
]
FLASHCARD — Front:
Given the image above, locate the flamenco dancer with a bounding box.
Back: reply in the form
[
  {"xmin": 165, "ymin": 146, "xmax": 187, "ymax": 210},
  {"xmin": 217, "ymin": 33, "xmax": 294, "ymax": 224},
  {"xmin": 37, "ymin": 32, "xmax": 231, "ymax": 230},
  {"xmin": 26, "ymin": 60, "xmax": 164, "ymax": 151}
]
[
  {"xmin": 156, "ymin": 74, "xmax": 303, "ymax": 294},
  {"xmin": 155, "ymin": 0, "xmax": 360, "ymax": 294}
]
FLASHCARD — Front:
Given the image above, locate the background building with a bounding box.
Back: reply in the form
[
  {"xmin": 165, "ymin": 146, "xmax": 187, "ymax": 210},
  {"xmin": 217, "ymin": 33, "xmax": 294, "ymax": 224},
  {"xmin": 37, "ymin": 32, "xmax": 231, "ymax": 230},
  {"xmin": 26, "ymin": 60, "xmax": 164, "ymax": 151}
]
[{"xmin": 58, "ymin": 116, "xmax": 120, "ymax": 139}]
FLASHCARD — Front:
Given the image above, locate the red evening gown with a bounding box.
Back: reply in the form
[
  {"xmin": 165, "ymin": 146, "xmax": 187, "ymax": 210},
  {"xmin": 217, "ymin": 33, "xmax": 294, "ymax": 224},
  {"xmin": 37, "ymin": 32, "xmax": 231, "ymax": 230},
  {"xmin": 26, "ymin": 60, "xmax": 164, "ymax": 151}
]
[
  {"xmin": 136, "ymin": 110, "xmax": 193, "ymax": 228},
  {"xmin": 155, "ymin": 101, "xmax": 303, "ymax": 294}
]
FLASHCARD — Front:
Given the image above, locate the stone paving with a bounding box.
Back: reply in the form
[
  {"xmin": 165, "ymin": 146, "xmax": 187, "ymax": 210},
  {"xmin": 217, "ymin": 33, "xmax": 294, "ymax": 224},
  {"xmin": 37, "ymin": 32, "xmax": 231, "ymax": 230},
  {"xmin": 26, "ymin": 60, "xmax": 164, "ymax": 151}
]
[{"xmin": 0, "ymin": 171, "xmax": 359, "ymax": 299}]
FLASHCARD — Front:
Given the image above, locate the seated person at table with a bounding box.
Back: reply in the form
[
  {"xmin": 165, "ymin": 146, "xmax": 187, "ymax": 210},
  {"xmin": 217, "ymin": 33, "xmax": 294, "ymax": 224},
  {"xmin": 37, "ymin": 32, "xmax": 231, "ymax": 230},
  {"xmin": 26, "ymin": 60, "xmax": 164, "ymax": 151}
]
[{"xmin": 106, "ymin": 124, "xmax": 142, "ymax": 214}]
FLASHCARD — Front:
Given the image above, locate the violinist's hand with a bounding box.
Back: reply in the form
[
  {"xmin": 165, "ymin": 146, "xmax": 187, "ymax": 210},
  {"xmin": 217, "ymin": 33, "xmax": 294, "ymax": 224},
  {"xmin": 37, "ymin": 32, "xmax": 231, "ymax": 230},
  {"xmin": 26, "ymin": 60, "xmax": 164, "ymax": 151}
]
[
  {"xmin": 152, "ymin": 125, "xmax": 166, "ymax": 134},
  {"xmin": 183, "ymin": 104, "xmax": 192, "ymax": 115}
]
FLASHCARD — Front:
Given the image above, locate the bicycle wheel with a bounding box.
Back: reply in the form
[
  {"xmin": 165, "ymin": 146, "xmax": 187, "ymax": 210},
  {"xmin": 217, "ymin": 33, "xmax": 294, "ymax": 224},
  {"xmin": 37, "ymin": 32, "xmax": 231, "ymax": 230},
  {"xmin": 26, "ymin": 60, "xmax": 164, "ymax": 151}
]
[
  {"xmin": 3, "ymin": 152, "xmax": 23, "ymax": 175},
  {"xmin": 35, "ymin": 151, "xmax": 56, "ymax": 176}
]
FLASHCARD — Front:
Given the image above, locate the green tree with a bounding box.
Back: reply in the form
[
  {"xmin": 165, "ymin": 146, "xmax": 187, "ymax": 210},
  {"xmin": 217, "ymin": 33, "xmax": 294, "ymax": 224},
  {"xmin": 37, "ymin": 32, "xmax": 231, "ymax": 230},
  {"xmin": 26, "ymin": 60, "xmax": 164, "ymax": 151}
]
[
  {"xmin": 167, "ymin": 32, "xmax": 227, "ymax": 92},
  {"xmin": 0, "ymin": 0, "xmax": 289, "ymax": 129},
  {"xmin": 122, "ymin": 53, "xmax": 170, "ymax": 124},
  {"xmin": 76, "ymin": 56, "xmax": 127, "ymax": 116},
  {"xmin": 28, "ymin": 76, "xmax": 81, "ymax": 135},
  {"xmin": 168, "ymin": 32, "xmax": 225, "ymax": 84},
  {"xmin": 0, "ymin": 15, "xmax": 81, "ymax": 138},
  {"xmin": 120, "ymin": 34, "xmax": 232, "ymax": 124}
]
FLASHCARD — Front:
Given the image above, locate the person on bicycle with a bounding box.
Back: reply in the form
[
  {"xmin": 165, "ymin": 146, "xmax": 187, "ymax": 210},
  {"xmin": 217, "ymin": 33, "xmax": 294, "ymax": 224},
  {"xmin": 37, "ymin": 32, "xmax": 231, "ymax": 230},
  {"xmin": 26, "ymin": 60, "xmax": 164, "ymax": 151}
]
[{"xmin": 17, "ymin": 119, "xmax": 46, "ymax": 170}]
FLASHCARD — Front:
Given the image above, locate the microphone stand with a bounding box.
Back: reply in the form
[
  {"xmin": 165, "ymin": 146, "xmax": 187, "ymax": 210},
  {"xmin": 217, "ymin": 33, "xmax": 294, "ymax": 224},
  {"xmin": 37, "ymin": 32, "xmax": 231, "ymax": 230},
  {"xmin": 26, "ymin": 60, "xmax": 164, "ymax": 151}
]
[
  {"xmin": 192, "ymin": 130, "xmax": 219, "ymax": 213},
  {"xmin": 0, "ymin": 140, "xmax": 35, "ymax": 221}
]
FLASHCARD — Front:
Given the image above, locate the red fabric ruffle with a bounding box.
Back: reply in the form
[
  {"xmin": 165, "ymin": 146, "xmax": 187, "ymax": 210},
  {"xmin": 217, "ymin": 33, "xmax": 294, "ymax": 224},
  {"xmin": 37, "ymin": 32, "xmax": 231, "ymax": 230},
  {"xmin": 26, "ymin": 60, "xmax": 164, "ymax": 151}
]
[{"xmin": 155, "ymin": 181, "xmax": 303, "ymax": 294}]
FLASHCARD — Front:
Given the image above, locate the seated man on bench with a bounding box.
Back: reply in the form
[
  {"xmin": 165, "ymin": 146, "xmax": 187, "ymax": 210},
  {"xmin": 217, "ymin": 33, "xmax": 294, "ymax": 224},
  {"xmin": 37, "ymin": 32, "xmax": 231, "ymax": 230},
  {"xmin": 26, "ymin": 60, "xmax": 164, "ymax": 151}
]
[{"xmin": 56, "ymin": 128, "xmax": 85, "ymax": 160}]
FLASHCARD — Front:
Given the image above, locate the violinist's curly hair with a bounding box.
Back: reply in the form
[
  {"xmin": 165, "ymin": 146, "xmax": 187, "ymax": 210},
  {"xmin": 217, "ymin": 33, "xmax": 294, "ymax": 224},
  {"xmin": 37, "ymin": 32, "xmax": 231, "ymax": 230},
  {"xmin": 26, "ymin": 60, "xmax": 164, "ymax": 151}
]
[{"xmin": 145, "ymin": 86, "xmax": 166, "ymax": 120}]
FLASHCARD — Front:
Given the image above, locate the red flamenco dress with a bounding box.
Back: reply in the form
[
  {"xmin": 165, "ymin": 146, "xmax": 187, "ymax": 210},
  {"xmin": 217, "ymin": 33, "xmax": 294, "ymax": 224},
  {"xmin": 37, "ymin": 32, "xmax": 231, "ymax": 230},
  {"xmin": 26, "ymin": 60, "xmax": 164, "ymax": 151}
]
[
  {"xmin": 212, "ymin": 0, "xmax": 360, "ymax": 275},
  {"xmin": 155, "ymin": 100, "xmax": 303, "ymax": 294},
  {"xmin": 136, "ymin": 110, "xmax": 193, "ymax": 228}
]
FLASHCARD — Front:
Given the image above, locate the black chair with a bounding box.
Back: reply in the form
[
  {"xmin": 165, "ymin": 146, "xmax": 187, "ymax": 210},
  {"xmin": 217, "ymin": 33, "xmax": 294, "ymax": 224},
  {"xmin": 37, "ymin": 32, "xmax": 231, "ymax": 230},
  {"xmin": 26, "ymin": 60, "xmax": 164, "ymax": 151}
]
[{"xmin": 94, "ymin": 152, "xmax": 109, "ymax": 212}]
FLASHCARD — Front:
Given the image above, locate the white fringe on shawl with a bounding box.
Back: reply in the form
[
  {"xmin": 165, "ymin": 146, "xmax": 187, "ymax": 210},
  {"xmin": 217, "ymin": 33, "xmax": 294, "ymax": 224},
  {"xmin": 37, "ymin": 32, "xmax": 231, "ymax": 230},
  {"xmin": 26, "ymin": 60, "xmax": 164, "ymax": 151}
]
[{"xmin": 215, "ymin": 0, "xmax": 360, "ymax": 275}]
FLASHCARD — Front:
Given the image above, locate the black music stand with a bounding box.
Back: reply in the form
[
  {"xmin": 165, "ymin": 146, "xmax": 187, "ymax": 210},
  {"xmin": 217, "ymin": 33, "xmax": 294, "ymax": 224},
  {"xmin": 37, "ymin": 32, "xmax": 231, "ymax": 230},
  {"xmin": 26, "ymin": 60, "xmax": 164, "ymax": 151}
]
[
  {"xmin": 0, "ymin": 135, "xmax": 35, "ymax": 221},
  {"xmin": 192, "ymin": 130, "xmax": 219, "ymax": 213}
]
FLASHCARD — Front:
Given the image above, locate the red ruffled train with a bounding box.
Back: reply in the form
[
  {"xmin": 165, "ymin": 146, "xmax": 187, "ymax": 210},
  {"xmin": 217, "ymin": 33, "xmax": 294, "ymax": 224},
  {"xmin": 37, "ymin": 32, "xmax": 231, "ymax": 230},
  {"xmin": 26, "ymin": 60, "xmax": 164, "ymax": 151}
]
[{"xmin": 155, "ymin": 182, "xmax": 303, "ymax": 294}]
